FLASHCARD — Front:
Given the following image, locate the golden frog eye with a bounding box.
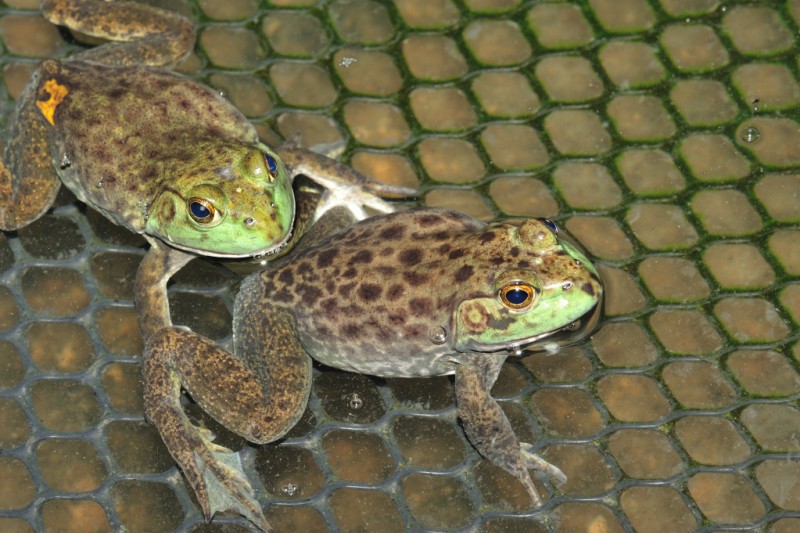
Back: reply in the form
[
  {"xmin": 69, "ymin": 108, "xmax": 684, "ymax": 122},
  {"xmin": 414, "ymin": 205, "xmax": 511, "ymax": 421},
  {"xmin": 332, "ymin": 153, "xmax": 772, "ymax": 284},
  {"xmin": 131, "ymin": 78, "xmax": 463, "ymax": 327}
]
[
  {"xmin": 188, "ymin": 197, "xmax": 216, "ymax": 223},
  {"xmin": 499, "ymin": 283, "xmax": 538, "ymax": 310}
]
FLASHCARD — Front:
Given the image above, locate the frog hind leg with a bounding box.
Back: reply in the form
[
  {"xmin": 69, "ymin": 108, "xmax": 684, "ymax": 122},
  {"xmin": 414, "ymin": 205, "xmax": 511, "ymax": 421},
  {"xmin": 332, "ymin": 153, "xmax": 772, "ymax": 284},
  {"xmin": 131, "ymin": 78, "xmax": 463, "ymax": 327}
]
[
  {"xmin": 40, "ymin": 0, "xmax": 195, "ymax": 67},
  {"xmin": 455, "ymin": 355, "xmax": 566, "ymax": 507},
  {"xmin": 137, "ymin": 242, "xmax": 312, "ymax": 531},
  {"xmin": 0, "ymin": 72, "xmax": 61, "ymax": 231},
  {"xmin": 143, "ymin": 327, "xmax": 274, "ymax": 532}
]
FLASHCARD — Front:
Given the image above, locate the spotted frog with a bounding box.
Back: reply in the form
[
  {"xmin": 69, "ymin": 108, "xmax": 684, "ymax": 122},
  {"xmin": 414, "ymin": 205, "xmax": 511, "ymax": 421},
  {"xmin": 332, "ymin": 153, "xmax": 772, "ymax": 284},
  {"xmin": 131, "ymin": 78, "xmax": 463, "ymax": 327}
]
[
  {"xmin": 0, "ymin": 0, "xmax": 411, "ymax": 528},
  {"xmin": 145, "ymin": 207, "xmax": 603, "ymax": 530}
]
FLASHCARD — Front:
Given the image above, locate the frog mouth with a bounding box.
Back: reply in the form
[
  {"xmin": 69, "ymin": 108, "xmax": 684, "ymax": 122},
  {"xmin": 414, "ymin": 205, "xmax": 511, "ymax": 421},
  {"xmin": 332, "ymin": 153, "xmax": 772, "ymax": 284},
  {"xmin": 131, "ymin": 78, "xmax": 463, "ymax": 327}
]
[
  {"xmin": 462, "ymin": 298, "xmax": 604, "ymax": 355},
  {"xmin": 507, "ymin": 299, "xmax": 604, "ymax": 356}
]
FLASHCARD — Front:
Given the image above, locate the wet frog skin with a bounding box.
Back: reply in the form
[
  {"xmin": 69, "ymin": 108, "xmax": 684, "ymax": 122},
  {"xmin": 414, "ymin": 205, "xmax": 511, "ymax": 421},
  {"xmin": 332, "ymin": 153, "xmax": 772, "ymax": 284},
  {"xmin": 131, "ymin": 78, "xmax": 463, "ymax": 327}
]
[
  {"xmin": 149, "ymin": 208, "xmax": 603, "ymax": 531},
  {"xmin": 0, "ymin": 1, "xmax": 413, "ymax": 529}
]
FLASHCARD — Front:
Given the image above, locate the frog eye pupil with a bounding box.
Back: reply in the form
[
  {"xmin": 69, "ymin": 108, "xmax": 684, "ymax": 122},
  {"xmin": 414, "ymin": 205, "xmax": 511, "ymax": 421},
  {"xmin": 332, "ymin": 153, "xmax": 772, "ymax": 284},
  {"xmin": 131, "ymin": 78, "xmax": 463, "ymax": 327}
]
[
  {"xmin": 188, "ymin": 198, "xmax": 215, "ymax": 223},
  {"xmin": 538, "ymin": 218, "xmax": 558, "ymax": 234},
  {"xmin": 506, "ymin": 288, "xmax": 529, "ymax": 305},
  {"xmin": 500, "ymin": 283, "xmax": 537, "ymax": 309},
  {"xmin": 265, "ymin": 154, "xmax": 278, "ymax": 175}
]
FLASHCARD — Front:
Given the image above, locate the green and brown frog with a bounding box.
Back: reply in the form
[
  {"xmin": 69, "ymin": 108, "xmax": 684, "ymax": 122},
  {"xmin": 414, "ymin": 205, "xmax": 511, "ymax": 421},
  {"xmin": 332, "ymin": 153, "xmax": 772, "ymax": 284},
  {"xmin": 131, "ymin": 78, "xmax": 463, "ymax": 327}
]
[
  {"xmin": 144, "ymin": 206, "xmax": 603, "ymax": 530},
  {"xmin": 0, "ymin": 0, "xmax": 412, "ymax": 528}
]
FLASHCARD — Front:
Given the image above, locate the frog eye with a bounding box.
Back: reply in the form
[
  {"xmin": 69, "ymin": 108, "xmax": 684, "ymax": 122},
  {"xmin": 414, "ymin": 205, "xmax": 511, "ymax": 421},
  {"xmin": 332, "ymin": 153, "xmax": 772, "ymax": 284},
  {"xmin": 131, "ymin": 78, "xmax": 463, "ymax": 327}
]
[
  {"xmin": 188, "ymin": 197, "xmax": 216, "ymax": 224},
  {"xmin": 538, "ymin": 218, "xmax": 559, "ymax": 234},
  {"xmin": 265, "ymin": 154, "xmax": 278, "ymax": 177},
  {"xmin": 499, "ymin": 283, "xmax": 539, "ymax": 310}
]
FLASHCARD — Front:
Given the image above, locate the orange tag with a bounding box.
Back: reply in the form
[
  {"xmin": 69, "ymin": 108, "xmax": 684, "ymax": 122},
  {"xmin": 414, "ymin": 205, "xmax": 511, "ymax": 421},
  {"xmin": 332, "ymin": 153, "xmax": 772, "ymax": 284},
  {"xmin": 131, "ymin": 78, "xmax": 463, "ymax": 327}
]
[{"xmin": 36, "ymin": 79, "xmax": 69, "ymax": 126}]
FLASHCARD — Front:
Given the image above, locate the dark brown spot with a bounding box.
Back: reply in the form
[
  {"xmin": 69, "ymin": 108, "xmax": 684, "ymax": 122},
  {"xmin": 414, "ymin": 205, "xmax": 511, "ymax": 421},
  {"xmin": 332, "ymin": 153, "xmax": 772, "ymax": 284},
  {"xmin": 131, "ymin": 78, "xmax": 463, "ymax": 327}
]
[
  {"xmin": 417, "ymin": 213, "xmax": 444, "ymax": 226},
  {"xmin": 510, "ymin": 246, "xmax": 520, "ymax": 257},
  {"xmin": 480, "ymin": 231, "xmax": 496, "ymax": 243},
  {"xmin": 260, "ymin": 280, "xmax": 276, "ymax": 297},
  {"xmin": 582, "ymin": 282, "xmax": 595, "ymax": 296},
  {"xmin": 358, "ymin": 283, "xmax": 382, "ymax": 301},
  {"xmin": 437, "ymin": 243, "xmax": 452, "ymax": 254},
  {"xmin": 272, "ymin": 290, "xmax": 293, "ymax": 303},
  {"xmin": 278, "ymin": 269, "xmax": 294, "ymax": 286},
  {"xmin": 343, "ymin": 323, "xmax": 360, "ymax": 339},
  {"xmin": 454, "ymin": 265, "xmax": 474, "ymax": 283},
  {"xmin": 379, "ymin": 224, "xmax": 405, "ymax": 240},
  {"xmin": 296, "ymin": 261, "xmax": 312, "ymax": 274},
  {"xmin": 350, "ymin": 250, "xmax": 373, "ymax": 264},
  {"xmin": 403, "ymin": 271, "xmax": 429, "ymax": 286},
  {"xmin": 448, "ymin": 248, "xmax": 467, "ymax": 260},
  {"xmin": 325, "ymin": 280, "xmax": 336, "ymax": 294},
  {"xmin": 298, "ymin": 285, "xmax": 323, "ymax": 305},
  {"xmin": 317, "ymin": 248, "xmax": 339, "ymax": 268},
  {"xmin": 387, "ymin": 284, "xmax": 404, "ymax": 300},
  {"xmin": 432, "ymin": 231, "xmax": 449, "ymax": 240},
  {"xmin": 388, "ymin": 311, "xmax": 408, "ymax": 325},
  {"xmin": 398, "ymin": 248, "xmax": 423, "ymax": 266},
  {"xmin": 343, "ymin": 267, "xmax": 357, "ymax": 278},
  {"xmin": 409, "ymin": 297, "xmax": 433, "ymax": 316}
]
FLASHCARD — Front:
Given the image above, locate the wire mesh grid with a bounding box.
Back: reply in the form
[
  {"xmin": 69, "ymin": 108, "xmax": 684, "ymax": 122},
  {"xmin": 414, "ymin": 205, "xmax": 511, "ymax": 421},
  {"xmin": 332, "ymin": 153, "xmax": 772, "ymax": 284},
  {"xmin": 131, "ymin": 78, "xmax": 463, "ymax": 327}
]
[{"xmin": 1, "ymin": 0, "xmax": 800, "ymax": 531}]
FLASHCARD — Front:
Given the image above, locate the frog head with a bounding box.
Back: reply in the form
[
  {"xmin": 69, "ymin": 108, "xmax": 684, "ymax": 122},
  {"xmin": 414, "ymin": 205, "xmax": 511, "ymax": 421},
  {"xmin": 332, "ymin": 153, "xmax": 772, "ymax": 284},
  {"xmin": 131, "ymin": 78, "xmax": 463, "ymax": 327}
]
[
  {"xmin": 145, "ymin": 142, "xmax": 295, "ymax": 258},
  {"xmin": 453, "ymin": 218, "xmax": 603, "ymax": 354}
]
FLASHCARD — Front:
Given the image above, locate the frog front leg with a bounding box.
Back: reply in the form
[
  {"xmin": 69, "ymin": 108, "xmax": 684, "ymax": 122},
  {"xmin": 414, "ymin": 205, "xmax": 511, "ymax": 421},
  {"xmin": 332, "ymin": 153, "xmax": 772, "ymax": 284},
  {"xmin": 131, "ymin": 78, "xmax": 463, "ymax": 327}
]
[
  {"xmin": 455, "ymin": 354, "xmax": 566, "ymax": 507},
  {"xmin": 277, "ymin": 143, "xmax": 417, "ymax": 221}
]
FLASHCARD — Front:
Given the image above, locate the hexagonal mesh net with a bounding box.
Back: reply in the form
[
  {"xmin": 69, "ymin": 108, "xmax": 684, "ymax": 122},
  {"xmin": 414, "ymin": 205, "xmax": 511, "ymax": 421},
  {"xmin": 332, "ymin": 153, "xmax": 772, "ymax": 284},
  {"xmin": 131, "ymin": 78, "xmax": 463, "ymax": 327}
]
[{"xmin": 1, "ymin": 0, "xmax": 799, "ymax": 531}]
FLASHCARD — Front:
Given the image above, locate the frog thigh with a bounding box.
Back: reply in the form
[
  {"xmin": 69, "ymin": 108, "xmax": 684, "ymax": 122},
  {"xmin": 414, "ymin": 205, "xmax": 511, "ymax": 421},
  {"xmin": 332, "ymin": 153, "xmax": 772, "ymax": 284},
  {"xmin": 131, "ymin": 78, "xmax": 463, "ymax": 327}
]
[
  {"xmin": 0, "ymin": 75, "xmax": 60, "ymax": 230},
  {"xmin": 41, "ymin": 0, "xmax": 195, "ymax": 68},
  {"xmin": 233, "ymin": 278, "xmax": 314, "ymax": 440}
]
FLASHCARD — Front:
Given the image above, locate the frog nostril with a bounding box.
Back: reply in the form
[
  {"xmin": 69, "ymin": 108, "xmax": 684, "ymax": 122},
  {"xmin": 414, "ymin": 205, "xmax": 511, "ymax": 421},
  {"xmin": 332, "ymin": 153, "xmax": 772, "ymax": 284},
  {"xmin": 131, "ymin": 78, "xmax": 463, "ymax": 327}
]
[{"xmin": 244, "ymin": 217, "xmax": 255, "ymax": 227}]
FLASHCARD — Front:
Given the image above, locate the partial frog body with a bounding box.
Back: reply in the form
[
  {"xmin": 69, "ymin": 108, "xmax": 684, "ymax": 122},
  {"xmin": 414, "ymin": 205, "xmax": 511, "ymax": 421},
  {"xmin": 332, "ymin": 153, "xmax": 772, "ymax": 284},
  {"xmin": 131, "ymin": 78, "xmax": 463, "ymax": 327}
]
[
  {"xmin": 219, "ymin": 208, "xmax": 604, "ymax": 512},
  {"xmin": 0, "ymin": 1, "xmax": 415, "ymax": 530},
  {"xmin": 247, "ymin": 209, "xmax": 602, "ymax": 377},
  {"xmin": 32, "ymin": 59, "xmax": 294, "ymax": 256}
]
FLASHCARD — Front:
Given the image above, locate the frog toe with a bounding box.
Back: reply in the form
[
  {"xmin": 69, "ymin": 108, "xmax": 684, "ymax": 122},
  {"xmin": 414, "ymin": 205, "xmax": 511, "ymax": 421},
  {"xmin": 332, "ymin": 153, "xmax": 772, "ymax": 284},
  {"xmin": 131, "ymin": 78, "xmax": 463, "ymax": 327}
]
[
  {"xmin": 520, "ymin": 442, "xmax": 567, "ymax": 486},
  {"xmin": 197, "ymin": 437, "xmax": 272, "ymax": 532}
]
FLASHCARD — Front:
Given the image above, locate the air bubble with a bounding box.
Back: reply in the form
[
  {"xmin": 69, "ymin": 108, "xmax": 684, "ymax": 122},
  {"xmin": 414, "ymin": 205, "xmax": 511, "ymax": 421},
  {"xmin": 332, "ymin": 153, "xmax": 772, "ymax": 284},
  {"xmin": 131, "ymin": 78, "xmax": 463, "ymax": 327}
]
[
  {"xmin": 60, "ymin": 154, "xmax": 71, "ymax": 169},
  {"xmin": 281, "ymin": 483, "xmax": 299, "ymax": 496},
  {"xmin": 741, "ymin": 126, "xmax": 760, "ymax": 143},
  {"xmin": 428, "ymin": 325, "xmax": 447, "ymax": 344},
  {"xmin": 339, "ymin": 56, "xmax": 357, "ymax": 68},
  {"xmin": 348, "ymin": 392, "xmax": 363, "ymax": 410}
]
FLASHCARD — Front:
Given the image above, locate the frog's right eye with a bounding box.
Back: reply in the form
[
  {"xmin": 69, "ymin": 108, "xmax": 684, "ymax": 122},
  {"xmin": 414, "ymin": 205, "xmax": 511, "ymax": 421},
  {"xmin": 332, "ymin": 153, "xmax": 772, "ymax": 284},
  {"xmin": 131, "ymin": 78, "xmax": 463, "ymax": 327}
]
[
  {"xmin": 188, "ymin": 197, "xmax": 216, "ymax": 224},
  {"xmin": 499, "ymin": 282, "xmax": 539, "ymax": 310},
  {"xmin": 265, "ymin": 154, "xmax": 278, "ymax": 177},
  {"xmin": 538, "ymin": 218, "xmax": 559, "ymax": 234}
]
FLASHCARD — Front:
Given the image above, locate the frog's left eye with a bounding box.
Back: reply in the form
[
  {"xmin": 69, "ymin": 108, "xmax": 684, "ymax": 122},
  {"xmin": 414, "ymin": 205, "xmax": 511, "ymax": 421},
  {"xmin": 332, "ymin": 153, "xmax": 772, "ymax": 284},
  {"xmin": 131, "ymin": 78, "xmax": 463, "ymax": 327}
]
[
  {"xmin": 265, "ymin": 154, "xmax": 278, "ymax": 177},
  {"xmin": 538, "ymin": 218, "xmax": 558, "ymax": 234},
  {"xmin": 188, "ymin": 197, "xmax": 217, "ymax": 224},
  {"xmin": 499, "ymin": 283, "xmax": 539, "ymax": 310}
]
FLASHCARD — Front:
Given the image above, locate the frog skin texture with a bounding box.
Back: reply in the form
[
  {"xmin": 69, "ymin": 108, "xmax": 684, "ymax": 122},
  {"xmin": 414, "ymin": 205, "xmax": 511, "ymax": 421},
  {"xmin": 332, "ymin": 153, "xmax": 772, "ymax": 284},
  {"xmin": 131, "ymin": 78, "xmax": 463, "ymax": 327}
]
[
  {"xmin": 0, "ymin": 1, "xmax": 414, "ymax": 529},
  {"xmin": 146, "ymin": 206, "xmax": 604, "ymax": 531}
]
